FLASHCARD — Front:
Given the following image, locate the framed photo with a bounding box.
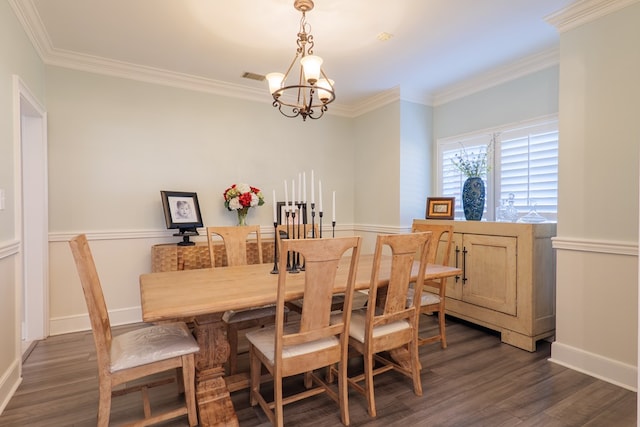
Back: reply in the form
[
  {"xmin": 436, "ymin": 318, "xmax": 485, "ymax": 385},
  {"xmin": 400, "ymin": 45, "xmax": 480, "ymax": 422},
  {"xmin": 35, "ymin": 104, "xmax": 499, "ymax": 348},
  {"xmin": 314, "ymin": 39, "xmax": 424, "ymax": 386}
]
[
  {"xmin": 160, "ymin": 191, "xmax": 204, "ymax": 230},
  {"xmin": 426, "ymin": 197, "xmax": 455, "ymax": 220},
  {"xmin": 277, "ymin": 201, "xmax": 307, "ymax": 225}
]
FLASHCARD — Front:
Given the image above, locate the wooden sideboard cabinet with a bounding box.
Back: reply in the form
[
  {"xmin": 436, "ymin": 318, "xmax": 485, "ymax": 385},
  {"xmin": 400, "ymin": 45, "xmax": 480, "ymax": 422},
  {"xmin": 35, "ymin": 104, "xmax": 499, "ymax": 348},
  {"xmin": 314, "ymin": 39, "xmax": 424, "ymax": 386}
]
[
  {"xmin": 151, "ymin": 241, "xmax": 275, "ymax": 272},
  {"xmin": 412, "ymin": 219, "xmax": 556, "ymax": 351}
]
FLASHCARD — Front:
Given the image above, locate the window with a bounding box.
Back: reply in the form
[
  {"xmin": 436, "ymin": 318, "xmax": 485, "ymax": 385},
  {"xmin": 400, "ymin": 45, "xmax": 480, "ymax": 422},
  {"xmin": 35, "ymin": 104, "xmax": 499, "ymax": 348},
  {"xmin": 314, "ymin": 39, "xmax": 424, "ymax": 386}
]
[{"xmin": 437, "ymin": 116, "xmax": 558, "ymax": 222}]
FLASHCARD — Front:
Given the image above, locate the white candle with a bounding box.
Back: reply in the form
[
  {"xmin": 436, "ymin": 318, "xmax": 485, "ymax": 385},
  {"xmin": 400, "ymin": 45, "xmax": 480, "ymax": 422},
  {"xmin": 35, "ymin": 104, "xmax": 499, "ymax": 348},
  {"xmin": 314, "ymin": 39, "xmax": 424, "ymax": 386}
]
[
  {"xmin": 298, "ymin": 173, "xmax": 302, "ymax": 203},
  {"xmin": 332, "ymin": 191, "xmax": 336, "ymax": 222},
  {"xmin": 272, "ymin": 190, "xmax": 277, "ymax": 223},
  {"xmin": 303, "ymin": 172, "xmax": 307, "ymax": 203},
  {"xmin": 284, "ymin": 180, "xmax": 288, "ymax": 208},
  {"xmin": 311, "ymin": 170, "xmax": 315, "ymax": 204},
  {"xmin": 318, "ymin": 180, "xmax": 323, "ymax": 212}
]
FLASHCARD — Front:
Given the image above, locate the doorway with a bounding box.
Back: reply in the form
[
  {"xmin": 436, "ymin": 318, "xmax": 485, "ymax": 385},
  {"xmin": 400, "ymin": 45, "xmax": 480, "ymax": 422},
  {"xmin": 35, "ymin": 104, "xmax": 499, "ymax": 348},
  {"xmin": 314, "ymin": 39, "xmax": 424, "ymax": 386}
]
[{"xmin": 14, "ymin": 76, "xmax": 48, "ymax": 352}]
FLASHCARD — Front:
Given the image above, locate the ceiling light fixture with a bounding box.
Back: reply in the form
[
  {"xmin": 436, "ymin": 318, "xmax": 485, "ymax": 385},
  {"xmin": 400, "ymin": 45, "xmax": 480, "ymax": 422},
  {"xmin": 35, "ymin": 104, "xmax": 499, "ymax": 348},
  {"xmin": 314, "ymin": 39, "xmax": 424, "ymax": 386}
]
[{"xmin": 266, "ymin": 0, "xmax": 335, "ymax": 121}]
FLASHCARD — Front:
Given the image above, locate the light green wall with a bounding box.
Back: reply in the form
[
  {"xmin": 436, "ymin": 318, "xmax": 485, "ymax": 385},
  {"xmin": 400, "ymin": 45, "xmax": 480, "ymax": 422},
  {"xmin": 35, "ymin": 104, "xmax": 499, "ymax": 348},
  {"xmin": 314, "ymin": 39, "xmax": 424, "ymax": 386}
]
[
  {"xmin": 0, "ymin": 2, "xmax": 46, "ymax": 241},
  {"xmin": 45, "ymin": 67, "xmax": 355, "ymax": 232},
  {"xmin": 434, "ymin": 66, "xmax": 559, "ymax": 139},
  {"xmin": 400, "ymin": 100, "xmax": 432, "ymax": 226},
  {"xmin": 353, "ymin": 102, "xmax": 401, "ymax": 226},
  {"xmin": 558, "ymin": 5, "xmax": 639, "ymax": 243},
  {"xmin": 554, "ymin": 2, "xmax": 639, "ymax": 370}
]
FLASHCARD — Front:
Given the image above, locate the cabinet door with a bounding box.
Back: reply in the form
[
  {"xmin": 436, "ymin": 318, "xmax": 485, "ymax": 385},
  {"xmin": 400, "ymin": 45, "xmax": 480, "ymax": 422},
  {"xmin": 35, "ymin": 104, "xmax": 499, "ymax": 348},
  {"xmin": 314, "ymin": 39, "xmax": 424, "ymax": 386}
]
[{"xmin": 462, "ymin": 234, "xmax": 517, "ymax": 315}]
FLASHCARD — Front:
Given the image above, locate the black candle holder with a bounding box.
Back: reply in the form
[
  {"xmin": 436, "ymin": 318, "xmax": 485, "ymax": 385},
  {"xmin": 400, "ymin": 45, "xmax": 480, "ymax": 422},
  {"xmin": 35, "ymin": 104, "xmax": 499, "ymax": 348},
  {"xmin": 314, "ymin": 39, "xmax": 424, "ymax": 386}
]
[
  {"xmin": 300, "ymin": 202, "xmax": 308, "ymax": 271},
  {"xmin": 294, "ymin": 203, "xmax": 303, "ymax": 270},
  {"xmin": 319, "ymin": 211, "xmax": 323, "ymax": 238},
  {"xmin": 271, "ymin": 221, "xmax": 279, "ymax": 274},
  {"xmin": 310, "ymin": 203, "xmax": 316, "ymax": 238},
  {"xmin": 332, "ymin": 220, "xmax": 336, "ymax": 238},
  {"xmin": 289, "ymin": 208, "xmax": 300, "ymax": 273},
  {"xmin": 285, "ymin": 210, "xmax": 292, "ymax": 271}
]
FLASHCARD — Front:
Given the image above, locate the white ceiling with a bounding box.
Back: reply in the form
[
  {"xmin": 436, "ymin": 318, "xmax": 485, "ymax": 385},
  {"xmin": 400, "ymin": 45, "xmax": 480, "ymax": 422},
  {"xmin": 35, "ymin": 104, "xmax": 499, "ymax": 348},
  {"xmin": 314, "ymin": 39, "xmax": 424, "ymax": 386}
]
[{"xmin": 12, "ymin": 0, "xmax": 575, "ymax": 111}]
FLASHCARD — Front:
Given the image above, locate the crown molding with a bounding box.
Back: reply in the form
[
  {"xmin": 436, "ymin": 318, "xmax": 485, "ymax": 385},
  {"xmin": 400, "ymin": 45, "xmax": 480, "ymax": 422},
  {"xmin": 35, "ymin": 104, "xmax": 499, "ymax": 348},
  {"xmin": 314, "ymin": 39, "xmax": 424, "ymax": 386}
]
[
  {"xmin": 545, "ymin": 0, "xmax": 640, "ymax": 33},
  {"xmin": 8, "ymin": 0, "xmax": 51, "ymax": 59},
  {"xmin": 432, "ymin": 48, "xmax": 559, "ymax": 106},
  {"xmin": 9, "ymin": 0, "xmax": 571, "ymax": 116}
]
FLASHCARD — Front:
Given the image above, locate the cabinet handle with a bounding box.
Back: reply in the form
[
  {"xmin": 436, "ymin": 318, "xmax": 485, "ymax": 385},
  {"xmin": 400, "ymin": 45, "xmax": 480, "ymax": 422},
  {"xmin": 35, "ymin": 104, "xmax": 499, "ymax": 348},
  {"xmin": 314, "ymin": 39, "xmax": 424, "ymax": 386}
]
[
  {"xmin": 455, "ymin": 246, "xmax": 461, "ymax": 282},
  {"xmin": 462, "ymin": 246, "xmax": 468, "ymax": 284}
]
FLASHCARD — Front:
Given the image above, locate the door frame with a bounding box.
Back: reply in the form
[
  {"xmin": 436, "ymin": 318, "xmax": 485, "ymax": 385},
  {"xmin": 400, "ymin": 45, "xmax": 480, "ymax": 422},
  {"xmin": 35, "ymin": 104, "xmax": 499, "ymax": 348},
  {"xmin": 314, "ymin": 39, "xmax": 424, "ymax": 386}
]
[{"xmin": 13, "ymin": 75, "xmax": 49, "ymax": 345}]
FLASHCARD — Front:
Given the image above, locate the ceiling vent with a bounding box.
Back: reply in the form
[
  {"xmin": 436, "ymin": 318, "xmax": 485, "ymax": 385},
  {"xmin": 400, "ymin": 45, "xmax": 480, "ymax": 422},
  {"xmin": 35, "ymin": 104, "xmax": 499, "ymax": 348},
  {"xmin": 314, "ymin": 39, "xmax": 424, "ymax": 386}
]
[{"xmin": 242, "ymin": 72, "xmax": 265, "ymax": 81}]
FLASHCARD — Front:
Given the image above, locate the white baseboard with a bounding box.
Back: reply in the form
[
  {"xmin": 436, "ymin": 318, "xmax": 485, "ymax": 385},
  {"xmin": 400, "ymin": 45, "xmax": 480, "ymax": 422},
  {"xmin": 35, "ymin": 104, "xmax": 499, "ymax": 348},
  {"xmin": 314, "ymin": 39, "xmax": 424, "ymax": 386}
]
[
  {"xmin": 550, "ymin": 341, "xmax": 637, "ymax": 392},
  {"xmin": 49, "ymin": 306, "xmax": 142, "ymax": 336},
  {"xmin": 0, "ymin": 358, "xmax": 22, "ymax": 416}
]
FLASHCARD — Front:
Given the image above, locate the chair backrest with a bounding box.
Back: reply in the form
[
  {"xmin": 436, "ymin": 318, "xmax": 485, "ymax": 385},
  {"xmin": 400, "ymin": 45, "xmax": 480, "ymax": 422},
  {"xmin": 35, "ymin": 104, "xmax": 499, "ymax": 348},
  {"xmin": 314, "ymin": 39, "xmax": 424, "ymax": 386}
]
[
  {"xmin": 276, "ymin": 236, "xmax": 361, "ymax": 354},
  {"xmin": 276, "ymin": 223, "xmax": 320, "ymax": 264},
  {"xmin": 68, "ymin": 234, "xmax": 112, "ymax": 376},
  {"xmin": 365, "ymin": 232, "xmax": 432, "ymax": 328},
  {"xmin": 207, "ymin": 225, "xmax": 262, "ymax": 266},
  {"xmin": 411, "ymin": 223, "xmax": 453, "ymax": 266}
]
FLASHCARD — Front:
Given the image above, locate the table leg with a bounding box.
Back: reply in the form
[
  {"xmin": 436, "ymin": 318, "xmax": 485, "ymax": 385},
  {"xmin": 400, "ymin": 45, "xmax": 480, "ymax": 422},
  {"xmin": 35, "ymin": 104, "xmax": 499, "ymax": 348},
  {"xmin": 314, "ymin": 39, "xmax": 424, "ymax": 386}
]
[{"xmin": 192, "ymin": 314, "xmax": 239, "ymax": 427}]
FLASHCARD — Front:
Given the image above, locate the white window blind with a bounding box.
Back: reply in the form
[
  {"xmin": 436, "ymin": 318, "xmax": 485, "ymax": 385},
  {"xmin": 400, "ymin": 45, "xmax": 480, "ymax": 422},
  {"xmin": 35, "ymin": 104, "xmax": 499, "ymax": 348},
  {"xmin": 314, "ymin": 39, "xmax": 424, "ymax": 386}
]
[{"xmin": 437, "ymin": 116, "xmax": 558, "ymax": 221}]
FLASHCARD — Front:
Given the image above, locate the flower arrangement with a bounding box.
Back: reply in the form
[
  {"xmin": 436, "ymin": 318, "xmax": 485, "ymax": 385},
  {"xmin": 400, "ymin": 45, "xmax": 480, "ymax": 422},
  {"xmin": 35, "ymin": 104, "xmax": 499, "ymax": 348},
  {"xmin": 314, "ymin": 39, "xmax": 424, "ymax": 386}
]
[
  {"xmin": 450, "ymin": 134, "xmax": 497, "ymax": 178},
  {"xmin": 223, "ymin": 183, "xmax": 265, "ymax": 225}
]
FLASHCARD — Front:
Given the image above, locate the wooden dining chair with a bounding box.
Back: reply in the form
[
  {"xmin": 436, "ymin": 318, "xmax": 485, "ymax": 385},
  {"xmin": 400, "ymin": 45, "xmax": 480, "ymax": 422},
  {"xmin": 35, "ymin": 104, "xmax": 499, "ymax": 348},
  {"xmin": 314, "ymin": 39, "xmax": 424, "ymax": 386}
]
[
  {"xmin": 407, "ymin": 223, "xmax": 454, "ymax": 348},
  {"xmin": 247, "ymin": 236, "xmax": 362, "ymax": 427},
  {"xmin": 69, "ymin": 234, "xmax": 199, "ymax": 427},
  {"xmin": 342, "ymin": 232, "xmax": 431, "ymax": 418},
  {"xmin": 207, "ymin": 225, "xmax": 285, "ymax": 375}
]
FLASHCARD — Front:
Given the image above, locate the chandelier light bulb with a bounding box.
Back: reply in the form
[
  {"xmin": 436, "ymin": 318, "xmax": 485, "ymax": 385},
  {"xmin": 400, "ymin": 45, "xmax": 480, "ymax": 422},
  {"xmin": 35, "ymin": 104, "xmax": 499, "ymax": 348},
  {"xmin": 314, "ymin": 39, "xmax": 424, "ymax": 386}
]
[
  {"xmin": 266, "ymin": 73, "xmax": 285, "ymax": 96},
  {"xmin": 316, "ymin": 78, "xmax": 334, "ymax": 103},
  {"xmin": 300, "ymin": 55, "xmax": 323, "ymax": 85}
]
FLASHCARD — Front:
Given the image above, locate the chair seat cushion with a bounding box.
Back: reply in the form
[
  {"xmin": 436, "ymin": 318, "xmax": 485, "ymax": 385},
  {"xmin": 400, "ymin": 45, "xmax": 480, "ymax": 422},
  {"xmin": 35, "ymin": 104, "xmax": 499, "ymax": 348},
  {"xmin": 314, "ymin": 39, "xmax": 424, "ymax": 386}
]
[
  {"xmin": 406, "ymin": 287, "xmax": 441, "ymax": 307},
  {"xmin": 222, "ymin": 304, "xmax": 288, "ymax": 324},
  {"xmin": 246, "ymin": 323, "xmax": 339, "ymax": 364},
  {"xmin": 333, "ymin": 308, "xmax": 410, "ymax": 344},
  {"xmin": 110, "ymin": 322, "xmax": 199, "ymax": 372}
]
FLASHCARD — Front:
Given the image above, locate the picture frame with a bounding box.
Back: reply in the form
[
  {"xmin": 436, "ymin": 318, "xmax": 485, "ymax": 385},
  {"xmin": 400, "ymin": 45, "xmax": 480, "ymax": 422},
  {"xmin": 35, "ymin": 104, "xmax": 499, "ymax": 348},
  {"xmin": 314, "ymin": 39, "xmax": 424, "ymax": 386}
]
[
  {"xmin": 426, "ymin": 197, "xmax": 455, "ymax": 220},
  {"xmin": 277, "ymin": 201, "xmax": 307, "ymax": 226},
  {"xmin": 160, "ymin": 190, "xmax": 204, "ymax": 231}
]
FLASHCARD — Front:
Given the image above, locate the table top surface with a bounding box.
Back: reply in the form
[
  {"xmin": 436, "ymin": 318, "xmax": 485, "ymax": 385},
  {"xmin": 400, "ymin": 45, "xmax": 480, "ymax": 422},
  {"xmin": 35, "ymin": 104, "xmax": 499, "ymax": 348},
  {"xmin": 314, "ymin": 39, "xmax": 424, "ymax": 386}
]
[{"xmin": 140, "ymin": 253, "xmax": 461, "ymax": 322}]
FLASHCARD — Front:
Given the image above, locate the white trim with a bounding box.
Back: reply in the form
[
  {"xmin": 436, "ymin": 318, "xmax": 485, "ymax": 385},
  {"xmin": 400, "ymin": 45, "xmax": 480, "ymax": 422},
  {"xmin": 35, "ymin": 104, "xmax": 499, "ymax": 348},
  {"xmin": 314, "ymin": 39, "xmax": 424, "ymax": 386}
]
[
  {"xmin": 0, "ymin": 240, "xmax": 20, "ymax": 260},
  {"xmin": 8, "ymin": 0, "xmax": 566, "ymax": 116},
  {"xmin": 550, "ymin": 342, "xmax": 637, "ymax": 392},
  {"xmin": 13, "ymin": 75, "xmax": 50, "ymax": 344},
  {"xmin": 432, "ymin": 49, "xmax": 559, "ymax": 106},
  {"xmin": 49, "ymin": 223, "xmax": 357, "ymax": 242},
  {"xmin": 545, "ymin": 0, "xmax": 640, "ymax": 33},
  {"xmin": 552, "ymin": 237, "xmax": 638, "ymax": 257},
  {"xmin": 0, "ymin": 358, "xmax": 22, "ymax": 415},
  {"xmin": 49, "ymin": 306, "xmax": 142, "ymax": 336}
]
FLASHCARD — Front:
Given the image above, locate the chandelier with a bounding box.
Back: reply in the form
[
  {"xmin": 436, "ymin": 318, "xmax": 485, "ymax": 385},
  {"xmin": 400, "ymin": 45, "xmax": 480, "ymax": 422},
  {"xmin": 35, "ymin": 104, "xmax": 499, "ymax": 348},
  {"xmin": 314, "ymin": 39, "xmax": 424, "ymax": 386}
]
[{"xmin": 266, "ymin": 0, "xmax": 335, "ymax": 121}]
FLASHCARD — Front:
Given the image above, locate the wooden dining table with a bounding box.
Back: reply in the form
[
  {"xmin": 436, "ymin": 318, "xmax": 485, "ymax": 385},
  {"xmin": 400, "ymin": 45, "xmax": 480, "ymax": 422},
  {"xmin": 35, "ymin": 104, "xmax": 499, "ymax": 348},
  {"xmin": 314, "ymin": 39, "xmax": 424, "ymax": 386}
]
[{"xmin": 140, "ymin": 253, "xmax": 461, "ymax": 426}]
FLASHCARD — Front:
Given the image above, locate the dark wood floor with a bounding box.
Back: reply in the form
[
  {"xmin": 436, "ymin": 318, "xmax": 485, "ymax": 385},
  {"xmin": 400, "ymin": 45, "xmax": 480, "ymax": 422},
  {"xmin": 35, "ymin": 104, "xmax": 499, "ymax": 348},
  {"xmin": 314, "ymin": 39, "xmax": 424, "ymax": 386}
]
[{"xmin": 0, "ymin": 315, "xmax": 636, "ymax": 426}]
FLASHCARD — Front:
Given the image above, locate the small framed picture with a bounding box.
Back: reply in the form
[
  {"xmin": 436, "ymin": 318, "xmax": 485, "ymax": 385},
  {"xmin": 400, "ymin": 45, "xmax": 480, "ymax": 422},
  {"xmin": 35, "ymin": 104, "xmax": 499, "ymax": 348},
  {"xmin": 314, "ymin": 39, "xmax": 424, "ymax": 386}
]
[
  {"xmin": 160, "ymin": 191, "xmax": 204, "ymax": 229},
  {"xmin": 426, "ymin": 197, "xmax": 455, "ymax": 220}
]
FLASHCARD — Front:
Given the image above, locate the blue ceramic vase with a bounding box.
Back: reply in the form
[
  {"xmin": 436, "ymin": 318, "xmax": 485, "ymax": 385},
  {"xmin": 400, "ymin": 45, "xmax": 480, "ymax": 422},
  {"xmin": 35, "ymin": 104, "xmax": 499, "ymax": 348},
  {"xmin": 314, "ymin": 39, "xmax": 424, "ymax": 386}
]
[{"xmin": 462, "ymin": 177, "xmax": 485, "ymax": 221}]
